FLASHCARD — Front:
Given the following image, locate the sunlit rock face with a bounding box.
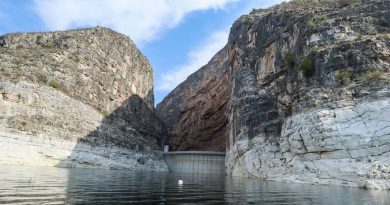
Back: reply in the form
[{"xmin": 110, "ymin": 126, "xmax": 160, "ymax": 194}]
[
  {"xmin": 0, "ymin": 27, "xmax": 167, "ymax": 171},
  {"xmin": 158, "ymin": 0, "xmax": 390, "ymax": 189},
  {"xmin": 225, "ymin": 0, "xmax": 390, "ymax": 189}
]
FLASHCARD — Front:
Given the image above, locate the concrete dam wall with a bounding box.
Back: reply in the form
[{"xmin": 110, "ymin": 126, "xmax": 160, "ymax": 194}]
[{"xmin": 163, "ymin": 151, "xmax": 225, "ymax": 174}]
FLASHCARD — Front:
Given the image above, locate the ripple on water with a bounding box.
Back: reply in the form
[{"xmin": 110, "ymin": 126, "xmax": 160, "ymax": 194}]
[{"xmin": 0, "ymin": 165, "xmax": 389, "ymax": 204}]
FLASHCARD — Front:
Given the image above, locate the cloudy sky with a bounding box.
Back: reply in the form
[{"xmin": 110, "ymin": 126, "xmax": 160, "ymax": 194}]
[{"xmin": 0, "ymin": 0, "xmax": 286, "ymax": 104}]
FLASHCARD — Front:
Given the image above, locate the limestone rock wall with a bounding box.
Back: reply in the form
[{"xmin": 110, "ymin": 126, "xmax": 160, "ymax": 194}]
[
  {"xmin": 0, "ymin": 27, "xmax": 167, "ymax": 171},
  {"xmin": 226, "ymin": 0, "xmax": 390, "ymax": 189},
  {"xmin": 0, "ymin": 26, "xmax": 154, "ymax": 112},
  {"xmin": 157, "ymin": 0, "xmax": 390, "ymax": 188},
  {"xmin": 156, "ymin": 48, "xmax": 230, "ymax": 151}
]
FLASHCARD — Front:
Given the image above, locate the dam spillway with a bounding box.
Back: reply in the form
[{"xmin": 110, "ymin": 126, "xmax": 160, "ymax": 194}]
[{"xmin": 163, "ymin": 151, "xmax": 225, "ymax": 174}]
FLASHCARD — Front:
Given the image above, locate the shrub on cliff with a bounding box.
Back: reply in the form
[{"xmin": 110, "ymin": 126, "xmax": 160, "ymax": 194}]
[
  {"xmin": 299, "ymin": 58, "xmax": 315, "ymax": 77},
  {"xmin": 49, "ymin": 79, "xmax": 61, "ymax": 89},
  {"xmin": 44, "ymin": 42, "xmax": 54, "ymax": 48},
  {"xmin": 101, "ymin": 110, "xmax": 109, "ymax": 117},
  {"xmin": 285, "ymin": 52, "xmax": 295, "ymax": 69},
  {"xmin": 243, "ymin": 15, "xmax": 252, "ymax": 26},
  {"xmin": 34, "ymin": 70, "xmax": 48, "ymax": 83},
  {"xmin": 48, "ymin": 79, "xmax": 69, "ymax": 95},
  {"xmin": 361, "ymin": 71, "xmax": 388, "ymax": 82},
  {"xmin": 307, "ymin": 20, "xmax": 316, "ymax": 30},
  {"xmin": 336, "ymin": 70, "xmax": 352, "ymax": 84}
]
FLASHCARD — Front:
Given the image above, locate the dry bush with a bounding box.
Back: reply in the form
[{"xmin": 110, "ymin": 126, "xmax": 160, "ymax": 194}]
[{"xmin": 359, "ymin": 71, "xmax": 390, "ymax": 83}]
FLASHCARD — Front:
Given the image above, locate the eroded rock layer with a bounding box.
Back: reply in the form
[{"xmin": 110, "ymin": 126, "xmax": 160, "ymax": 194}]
[
  {"xmin": 0, "ymin": 27, "xmax": 167, "ymax": 171},
  {"xmin": 226, "ymin": 0, "xmax": 390, "ymax": 189},
  {"xmin": 158, "ymin": 0, "xmax": 390, "ymax": 189},
  {"xmin": 156, "ymin": 48, "xmax": 230, "ymax": 151}
]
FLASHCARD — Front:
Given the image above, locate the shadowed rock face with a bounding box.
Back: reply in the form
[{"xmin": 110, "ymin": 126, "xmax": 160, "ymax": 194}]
[
  {"xmin": 157, "ymin": 0, "xmax": 390, "ymax": 189},
  {"xmin": 0, "ymin": 27, "xmax": 167, "ymax": 171},
  {"xmin": 156, "ymin": 48, "xmax": 230, "ymax": 151}
]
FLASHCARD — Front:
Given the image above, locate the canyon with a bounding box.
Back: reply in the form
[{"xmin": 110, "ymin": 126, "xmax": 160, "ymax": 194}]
[
  {"xmin": 0, "ymin": 0, "xmax": 389, "ymax": 190},
  {"xmin": 157, "ymin": 0, "xmax": 390, "ymax": 189}
]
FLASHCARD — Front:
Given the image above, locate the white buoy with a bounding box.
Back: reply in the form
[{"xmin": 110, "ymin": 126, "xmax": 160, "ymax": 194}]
[{"xmin": 178, "ymin": 180, "xmax": 183, "ymax": 185}]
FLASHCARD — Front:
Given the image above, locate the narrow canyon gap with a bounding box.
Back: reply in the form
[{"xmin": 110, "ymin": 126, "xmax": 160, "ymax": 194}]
[{"xmin": 157, "ymin": 0, "xmax": 390, "ymax": 189}]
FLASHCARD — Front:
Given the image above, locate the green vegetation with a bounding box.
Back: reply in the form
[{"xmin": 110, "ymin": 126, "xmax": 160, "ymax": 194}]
[
  {"xmin": 49, "ymin": 79, "xmax": 61, "ymax": 89},
  {"xmin": 299, "ymin": 58, "xmax": 315, "ymax": 77},
  {"xmin": 44, "ymin": 42, "xmax": 54, "ymax": 48},
  {"xmin": 34, "ymin": 70, "xmax": 48, "ymax": 83},
  {"xmin": 243, "ymin": 15, "xmax": 252, "ymax": 25},
  {"xmin": 307, "ymin": 20, "xmax": 316, "ymax": 30},
  {"xmin": 336, "ymin": 70, "xmax": 352, "ymax": 83},
  {"xmin": 284, "ymin": 52, "xmax": 295, "ymax": 68},
  {"xmin": 336, "ymin": 0, "xmax": 355, "ymax": 7},
  {"xmin": 101, "ymin": 110, "xmax": 109, "ymax": 117},
  {"xmin": 307, "ymin": 15, "xmax": 328, "ymax": 30},
  {"xmin": 48, "ymin": 79, "xmax": 69, "ymax": 95},
  {"xmin": 318, "ymin": 15, "xmax": 326, "ymax": 21}
]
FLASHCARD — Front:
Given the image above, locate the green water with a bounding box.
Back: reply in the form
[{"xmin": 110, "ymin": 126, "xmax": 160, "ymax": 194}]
[{"xmin": 0, "ymin": 165, "xmax": 389, "ymax": 204}]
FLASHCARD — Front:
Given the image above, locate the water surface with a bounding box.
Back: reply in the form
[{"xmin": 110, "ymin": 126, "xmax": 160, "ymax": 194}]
[{"xmin": 0, "ymin": 165, "xmax": 389, "ymax": 204}]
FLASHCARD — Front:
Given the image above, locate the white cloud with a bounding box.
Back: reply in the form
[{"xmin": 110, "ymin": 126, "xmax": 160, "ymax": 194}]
[
  {"xmin": 157, "ymin": 30, "xmax": 229, "ymax": 91},
  {"xmin": 155, "ymin": 0, "xmax": 289, "ymax": 92},
  {"xmin": 33, "ymin": 0, "xmax": 238, "ymax": 44}
]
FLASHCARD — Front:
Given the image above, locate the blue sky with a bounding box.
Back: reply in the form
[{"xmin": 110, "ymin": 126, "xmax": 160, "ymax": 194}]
[{"xmin": 0, "ymin": 0, "xmax": 286, "ymax": 105}]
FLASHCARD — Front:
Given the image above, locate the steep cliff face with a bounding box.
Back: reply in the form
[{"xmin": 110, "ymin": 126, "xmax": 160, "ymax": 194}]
[
  {"xmin": 0, "ymin": 27, "xmax": 167, "ymax": 171},
  {"xmin": 226, "ymin": 0, "xmax": 390, "ymax": 189},
  {"xmin": 158, "ymin": 0, "xmax": 390, "ymax": 189},
  {"xmin": 156, "ymin": 48, "xmax": 230, "ymax": 151}
]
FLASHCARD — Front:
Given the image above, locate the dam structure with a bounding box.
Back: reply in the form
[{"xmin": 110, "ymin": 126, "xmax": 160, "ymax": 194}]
[{"xmin": 163, "ymin": 151, "xmax": 225, "ymax": 174}]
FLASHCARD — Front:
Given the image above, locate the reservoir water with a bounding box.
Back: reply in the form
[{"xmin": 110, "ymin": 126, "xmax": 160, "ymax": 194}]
[{"xmin": 0, "ymin": 165, "xmax": 389, "ymax": 204}]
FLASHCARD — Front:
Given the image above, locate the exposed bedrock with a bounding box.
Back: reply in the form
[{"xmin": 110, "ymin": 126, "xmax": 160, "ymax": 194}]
[
  {"xmin": 227, "ymin": 98, "xmax": 390, "ymax": 189},
  {"xmin": 156, "ymin": 48, "xmax": 230, "ymax": 151},
  {"xmin": 158, "ymin": 0, "xmax": 390, "ymax": 188},
  {"xmin": 226, "ymin": 0, "xmax": 390, "ymax": 189},
  {"xmin": 0, "ymin": 27, "xmax": 167, "ymax": 171}
]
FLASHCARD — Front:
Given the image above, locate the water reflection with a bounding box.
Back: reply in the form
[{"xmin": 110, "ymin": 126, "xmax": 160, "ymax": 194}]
[
  {"xmin": 225, "ymin": 177, "xmax": 390, "ymax": 205},
  {"xmin": 0, "ymin": 165, "xmax": 389, "ymax": 204},
  {"xmin": 65, "ymin": 169, "xmax": 225, "ymax": 204}
]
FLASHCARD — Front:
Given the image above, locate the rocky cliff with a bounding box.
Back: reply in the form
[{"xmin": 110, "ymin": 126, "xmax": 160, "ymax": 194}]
[
  {"xmin": 156, "ymin": 48, "xmax": 229, "ymax": 151},
  {"xmin": 0, "ymin": 27, "xmax": 167, "ymax": 171},
  {"xmin": 157, "ymin": 0, "xmax": 390, "ymax": 189}
]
